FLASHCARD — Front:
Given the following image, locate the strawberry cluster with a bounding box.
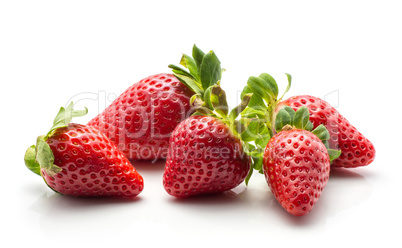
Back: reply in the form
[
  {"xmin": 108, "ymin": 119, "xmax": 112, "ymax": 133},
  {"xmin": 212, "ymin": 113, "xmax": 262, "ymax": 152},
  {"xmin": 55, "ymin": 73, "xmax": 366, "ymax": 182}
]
[
  {"xmin": 24, "ymin": 45, "xmax": 375, "ymax": 216},
  {"xmin": 237, "ymin": 72, "xmax": 375, "ymax": 215}
]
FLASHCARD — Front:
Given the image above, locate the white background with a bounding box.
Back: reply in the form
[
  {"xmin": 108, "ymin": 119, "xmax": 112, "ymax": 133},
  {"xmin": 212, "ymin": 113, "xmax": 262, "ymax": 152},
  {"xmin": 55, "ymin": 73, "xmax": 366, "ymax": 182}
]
[{"xmin": 0, "ymin": 1, "xmax": 400, "ymax": 247}]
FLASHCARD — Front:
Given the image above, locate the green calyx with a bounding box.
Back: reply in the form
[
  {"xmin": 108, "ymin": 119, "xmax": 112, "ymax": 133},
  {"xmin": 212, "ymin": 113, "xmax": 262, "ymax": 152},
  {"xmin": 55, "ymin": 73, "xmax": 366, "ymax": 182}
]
[
  {"xmin": 275, "ymin": 106, "xmax": 313, "ymax": 133},
  {"xmin": 171, "ymin": 46, "xmax": 271, "ymax": 187},
  {"xmin": 240, "ymin": 73, "xmax": 291, "ymax": 184},
  {"xmin": 169, "ymin": 45, "xmax": 223, "ymax": 117},
  {"xmin": 169, "ymin": 44, "xmax": 224, "ymax": 96},
  {"xmin": 241, "ymin": 73, "xmax": 292, "ymax": 138},
  {"xmin": 24, "ymin": 145, "xmax": 41, "ymax": 176},
  {"xmin": 24, "ymin": 102, "xmax": 88, "ymax": 177},
  {"xmin": 275, "ymin": 107, "xmax": 341, "ymax": 162},
  {"xmin": 240, "ymin": 73, "xmax": 340, "ymax": 184},
  {"xmin": 170, "ymin": 45, "xmax": 253, "ymax": 138}
]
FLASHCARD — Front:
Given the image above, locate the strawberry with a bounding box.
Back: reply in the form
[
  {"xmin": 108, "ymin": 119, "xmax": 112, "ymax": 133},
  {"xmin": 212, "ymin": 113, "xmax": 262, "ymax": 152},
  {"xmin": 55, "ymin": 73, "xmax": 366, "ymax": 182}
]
[
  {"xmin": 163, "ymin": 46, "xmax": 252, "ymax": 197},
  {"xmin": 262, "ymin": 106, "xmax": 336, "ymax": 216},
  {"xmin": 24, "ymin": 102, "xmax": 144, "ymax": 197},
  {"xmin": 239, "ymin": 73, "xmax": 375, "ymax": 173},
  {"xmin": 238, "ymin": 73, "xmax": 348, "ymax": 215},
  {"xmin": 87, "ymin": 73, "xmax": 194, "ymax": 160},
  {"xmin": 164, "ymin": 116, "xmax": 251, "ymax": 197},
  {"xmin": 276, "ymin": 95, "xmax": 376, "ymax": 168},
  {"xmin": 263, "ymin": 125, "xmax": 330, "ymax": 216}
]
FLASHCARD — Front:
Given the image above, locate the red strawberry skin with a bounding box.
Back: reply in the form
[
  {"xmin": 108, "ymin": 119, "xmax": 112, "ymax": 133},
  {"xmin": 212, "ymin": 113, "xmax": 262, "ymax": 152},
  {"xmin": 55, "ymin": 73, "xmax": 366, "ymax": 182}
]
[
  {"xmin": 263, "ymin": 129, "xmax": 330, "ymax": 216},
  {"xmin": 88, "ymin": 73, "xmax": 194, "ymax": 160},
  {"xmin": 42, "ymin": 123, "xmax": 144, "ymax": 197},
  {"xmin": 277, "ymin": 95, "xmax": 375, "ymax": 168},
  {"xmin": 163, "ymin": 116, "xmax": 251, "ymax": 198}
]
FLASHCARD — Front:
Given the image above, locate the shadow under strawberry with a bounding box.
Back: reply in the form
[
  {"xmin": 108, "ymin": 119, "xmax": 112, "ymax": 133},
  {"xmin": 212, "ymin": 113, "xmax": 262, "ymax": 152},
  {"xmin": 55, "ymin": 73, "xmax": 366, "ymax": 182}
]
[
  {"xmin": 167, "ymin": 185, "xmax": 248, "ymax": 204},
  {"xmin": 128, "ymin": 159, "xmax": 166, "ymax": 173},
  {"xmin": 329, "ymin": 167, "xmax": 372, "ymax": 179}
]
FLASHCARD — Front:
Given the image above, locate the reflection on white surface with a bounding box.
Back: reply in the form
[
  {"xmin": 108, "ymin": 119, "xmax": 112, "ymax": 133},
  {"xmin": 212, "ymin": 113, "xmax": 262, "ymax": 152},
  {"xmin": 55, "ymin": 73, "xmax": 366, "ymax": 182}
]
[
  {"xmin": 26, "ymin": 161, "xmax": 374, "ymax": 244},
  {"xmin": 323, "ymin": 168, "xmax": 374, "ymax": 217},
  {"xmin": 29, "ymin": 192, "xmax": 142, "ymax": 238}
]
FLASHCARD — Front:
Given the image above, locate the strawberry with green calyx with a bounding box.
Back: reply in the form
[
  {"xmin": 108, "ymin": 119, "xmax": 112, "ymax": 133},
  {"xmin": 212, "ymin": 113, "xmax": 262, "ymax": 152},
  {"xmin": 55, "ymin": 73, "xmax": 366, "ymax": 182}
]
[
  {"xmin": 24, "ymin": 102, "xmax": 144, "ymax": 197},
  {"xmin": 87, "ymin": 44, "xmax": 230, "ymax": 161},
  {"xmin": 276, "ymin": 95, "xmax": 375, "ymax": 168},
  {"xmin": 87, "ymin": 73, "xmax": 194, "ymax": 160},
  {"xmin": 240, "ymin": 72, "xmax": 375, "ymax": 179},
  {"xmin": 263, "ymin": 107, "xmax": 340, "ymax": 216},
  {"xmin": 163, "ymin": 46, "xmax": 252, "ymax": 197},
  {"xmin": 274, "ymin": 106, "xmax": 341, "ymax": 160}
]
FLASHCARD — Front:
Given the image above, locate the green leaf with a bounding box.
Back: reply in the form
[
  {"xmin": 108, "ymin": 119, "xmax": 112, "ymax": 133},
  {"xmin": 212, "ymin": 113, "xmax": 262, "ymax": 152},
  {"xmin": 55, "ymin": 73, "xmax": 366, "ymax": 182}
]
[
  {"xmin": 253, "ymin": 156, "xmax": 263, "ymax": 171},
  {"xmin": 241, "ymin": 119, "xmax": 265, "ymax": 142},
  {"xmin": 279, "ymin": 73, "xmax": 292, "ymax": 100},
  {"xmin": 233, "ymin": 120, "xmax": 247, "ymax": 135},
  {"xmin": 35, "ymin": 136, "xmax": 62, "ymax": 176},
  {"xmin": 203, "ymin": 86, "xmax": 214, "ymax": 110},
  {"xmin": 24, "ymin": 145, "xmax": 41, "ymax": 176},
  {"xmin": 280, "ymin": 106, "xmax": 295, "ymax": 124},
  {"xmin": 245, "ymin": 164, "xmax": 253, "ymax": 186},
  {"xmin": 241, "ymin": 85, "xmax": 266, "ymax": 110},
  {"xmin": 255, "ymin": 125, "xmax": 271, "ymax": 149},
  {"xmin": 241, "ymin": 107, "xmax": 266, "ymax": 119},
  {"xmin": 168, "ymin": 64, "xmax": 196, "ymax": 81},
  {"xmin": 210, "ymin": 85, "xmax": 228, "ymax": 117},
  {"xmin": 246, "ymin": 149, "xmax": 263, "ymax": 158},
  {"xmin": 247, "ymin": 76, "xmax": 273, "ymax": 103},
  {"xmin": 190, "ymin": 94, "xmax": 214, "ymax": 116},
  {"xmin": 284, "ymin": 73, "xmax": 292, "ymax": 94},
  {"xmin": 46, "ymin": 102, "xmax": 88, "ymax": 138},
  {"xmin": 323, "ymin": 140, "xmax": 330, "ymax": 149},
  {"xmin": 192, "ymin": 44, "xmax": 205, "ymax": 70},
  {"xmin": 229, "ymin": 93, "xmax": 253, "ymax": 121},
  {"xmin": 275, "ymin": 108, "xmax": 292, "ymax": 132},
  {"xmin": 180, "ymin": 54, "xmax": 199, "ymax": 81},
  {"xmin": 311, "ymin": 124, "xmax": 330, "ymax": 142},
  {"xmin": 200, "ymin": 50, "xmax": 221, "ymax": 89},
  {"xmin": 192, "ymin": 111, "xmax": 207, "ymax": 116},
  {"xmin": 244, "ymin": 141, "xmax": 263, "ymax": 158},
  {"xmin": 172, "ymin": 73, "xmax": 203, "ymax": 95},
  {"xmin": 243, "ymin": 142, "xmax": 256, "ymax": 154},
  {"xmin": 190, "ymin": 94, "xmax": 202, "ymax": 106},
  {"xmin": 306, "ymin": 121, "xmax": 314, "ymax": 131},
  {"xmin": 259, "ymin": 73, "xmax": 279, "ymax": 99},
  {"xmin": 293, "ymin": 107, "xmax": 310, "ymax": 130},
  {"xmin": 328, "ymin": 149, "xmax": 342, "ymax": 162}
]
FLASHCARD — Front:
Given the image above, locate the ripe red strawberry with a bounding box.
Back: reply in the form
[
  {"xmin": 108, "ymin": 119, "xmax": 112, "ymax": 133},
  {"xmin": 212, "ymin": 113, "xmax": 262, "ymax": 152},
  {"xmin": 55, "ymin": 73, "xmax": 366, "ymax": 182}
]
[
  {"xmin": 24, "ymin": 102, "xmax": 144, "ymax": 197},
  {"xmin": 163, "ymin": 116, "xmax": 251, "ymax": 197},
  {"xmin": 163, "ymin": 46, "xmax": 252, "ymax": 197},
  {"xmin": 276, "ymin": 95, "xmax": 375, "ymax": 168},
  {"xmin": 240, "ymin": 73, "xmax": 343, "ymax": 215},
  {"xmin": 263, "ymin": 126, "xmax": 330, "ymax": 216},
  {"xmin": 87, "ymin": 73, "xmax": 194, "ymax": 160}
]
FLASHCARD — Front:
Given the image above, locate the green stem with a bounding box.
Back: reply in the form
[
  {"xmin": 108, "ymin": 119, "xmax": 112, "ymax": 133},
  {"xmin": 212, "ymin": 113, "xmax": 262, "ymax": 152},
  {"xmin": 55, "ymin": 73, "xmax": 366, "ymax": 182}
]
[{"xmin": 271, "ymin": 101, "xmax": 279, "ymax": 136}]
